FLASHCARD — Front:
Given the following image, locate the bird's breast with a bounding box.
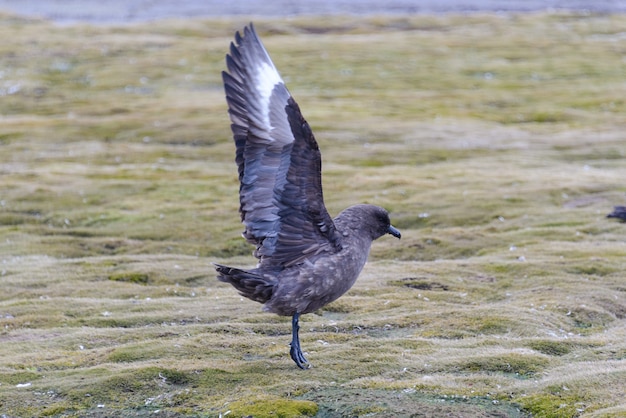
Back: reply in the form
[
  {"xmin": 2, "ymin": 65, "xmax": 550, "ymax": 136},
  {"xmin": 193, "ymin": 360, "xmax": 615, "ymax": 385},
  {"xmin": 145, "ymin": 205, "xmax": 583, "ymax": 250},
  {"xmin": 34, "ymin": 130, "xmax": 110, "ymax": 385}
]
[{"xmin": 265, "ymin": 238, "xmax": 372, "ymax": 315}]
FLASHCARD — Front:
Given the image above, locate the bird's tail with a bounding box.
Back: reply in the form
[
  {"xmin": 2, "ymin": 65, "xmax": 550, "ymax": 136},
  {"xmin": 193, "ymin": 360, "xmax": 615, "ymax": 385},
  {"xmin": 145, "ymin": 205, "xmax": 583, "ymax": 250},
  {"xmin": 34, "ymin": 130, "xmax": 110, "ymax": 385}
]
[{"xmin": 214, "ymin": 263, "xmax": 275, "ymax": 304}]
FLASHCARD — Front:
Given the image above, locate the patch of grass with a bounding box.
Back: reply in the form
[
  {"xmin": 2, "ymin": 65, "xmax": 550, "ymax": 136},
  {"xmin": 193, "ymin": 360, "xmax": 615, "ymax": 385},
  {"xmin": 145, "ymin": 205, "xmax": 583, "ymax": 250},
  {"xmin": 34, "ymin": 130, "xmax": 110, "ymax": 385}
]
[
  {"xmin": 566, "ymin": 263, "xmax": 618, "ymax": 277},
  {"xmin": 302, "ymin": 388, "xmax": 530, "ymax": 417},
  {"xmin": 208, "ymin": 236, "xmax": 254, "ymax": 258},
  {"xmin": 40, "ymin": 403, "xmax": 77, "ymax": 417},
  {"xmin": 568, "ymin": 305, "xmax": 615, "ymax": 331},
  {"xmin": 107, "ymin": 345, "xmax": 156, "ymax": 363},
  {"xmin": 418, "ymin": 313, "xmax": 518, "ymax": 339},
  {"xmin": 0, "ymin": 370, "xmax": 41, "ymax": 385},
  {"xmin": 108, "ymin": 272, "xmax": 150, "ymax": 284},
  {"xmin": 227, "ymin": 396, "xmax": 319, "ymax": 418},
  {"xmin": 527, "ymin": 340, "xmax": 574, "ymax": 356},
  {"xmin": 453, "ymin": 353, "xmax": 550, "ymax": 377},
  {"xmin": 519, "ymin": 393, "xmax": 586, "ymax": 418}
]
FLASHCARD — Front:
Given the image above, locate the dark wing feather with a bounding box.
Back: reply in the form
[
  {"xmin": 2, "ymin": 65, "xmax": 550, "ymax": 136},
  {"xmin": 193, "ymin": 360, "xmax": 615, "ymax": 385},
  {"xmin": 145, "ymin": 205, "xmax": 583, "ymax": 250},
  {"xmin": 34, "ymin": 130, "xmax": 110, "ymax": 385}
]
[{"xmin": 222, "ymin": 23, "xmax": 341, "ymax": 268}]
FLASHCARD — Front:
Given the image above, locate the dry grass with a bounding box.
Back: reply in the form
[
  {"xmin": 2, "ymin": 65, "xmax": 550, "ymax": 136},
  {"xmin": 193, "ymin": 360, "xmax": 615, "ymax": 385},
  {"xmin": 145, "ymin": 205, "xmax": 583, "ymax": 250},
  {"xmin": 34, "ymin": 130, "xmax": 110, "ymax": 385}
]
[{"xmin": 1, "ymin": 11, "xmax": 625, "ymax": 418}]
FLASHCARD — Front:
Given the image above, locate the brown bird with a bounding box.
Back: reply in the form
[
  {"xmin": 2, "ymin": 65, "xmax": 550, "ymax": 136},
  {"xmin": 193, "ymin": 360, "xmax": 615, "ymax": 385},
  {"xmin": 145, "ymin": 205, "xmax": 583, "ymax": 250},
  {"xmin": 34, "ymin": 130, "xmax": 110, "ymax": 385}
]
[
  {"xmin": 607, "ymin": 206, "xmax": 626, "ymax": 222},
  {"xmin": 215, "ymin": 24, "xmax": 401, "ymax": 369}
]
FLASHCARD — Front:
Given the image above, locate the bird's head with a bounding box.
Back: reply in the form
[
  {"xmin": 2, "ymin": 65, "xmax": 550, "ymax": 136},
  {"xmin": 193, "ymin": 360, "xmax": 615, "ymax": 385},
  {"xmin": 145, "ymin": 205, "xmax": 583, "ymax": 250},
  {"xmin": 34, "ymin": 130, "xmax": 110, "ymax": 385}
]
[{"xmin": 344, "ymin": 204, "xmax": 401, "ymax": 241}]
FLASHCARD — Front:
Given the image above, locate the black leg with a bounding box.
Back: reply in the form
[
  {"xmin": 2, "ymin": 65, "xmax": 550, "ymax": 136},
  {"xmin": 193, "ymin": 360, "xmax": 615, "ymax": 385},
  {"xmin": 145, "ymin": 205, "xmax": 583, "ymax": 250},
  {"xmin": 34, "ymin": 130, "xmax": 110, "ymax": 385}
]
[{"xmin": 289, "ymin": 313, "xmax": 310, "ymax": 369}]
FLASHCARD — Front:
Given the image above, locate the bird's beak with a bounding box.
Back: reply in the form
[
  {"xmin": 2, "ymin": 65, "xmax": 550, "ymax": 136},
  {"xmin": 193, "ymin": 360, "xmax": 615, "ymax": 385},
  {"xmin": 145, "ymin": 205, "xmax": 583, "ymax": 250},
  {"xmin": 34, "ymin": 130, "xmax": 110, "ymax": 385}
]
[{"xmin": 388, "ymin": 225, "xmax": 401, "ymax": 239}]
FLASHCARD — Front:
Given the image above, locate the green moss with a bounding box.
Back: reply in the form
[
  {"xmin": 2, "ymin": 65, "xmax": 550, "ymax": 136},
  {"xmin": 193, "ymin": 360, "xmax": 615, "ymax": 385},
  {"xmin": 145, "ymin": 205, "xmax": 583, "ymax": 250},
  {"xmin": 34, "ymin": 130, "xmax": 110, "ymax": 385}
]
[
  {"xmin": 477, "ymin": 318, "xmax": 512, "ymax": 335},
  {"xmin": 101, "ymin": 372, "xmax": 152, "ymax": 394},
  {"xmin": 40, "ymin": 403, "xmax": 76, "ymax": 417},
  {"xmin": 568, "ymin": 306, "xmax": 614, "ymax": 331},
  {"xmin": 375, "ymin": 234, "xmax": 488, "ymax": 262},
  {"xmin": 228, "ymin": 396, "xmax": 318, "ymax": 418},
  {"xmin": 108, "ymin": 346, "xmax": 151, "ymax": 363},
  {"xmin": 158, "ymin": 368, "xmax": 192, "ymax": 385},
  {"xmin": 419, "ymin": 314, "xmax": 517, "ymax": 339},
  {"xmin": 196, "ymin": 368, "xmax": 245, "ymax": 393},
  {"xmin": 519, "ymin": 393, "xmax": 585, "ymax": 418},
  {"xmin": 64, "ymin": 367, "xmax": 180, "ymax": 404},
  {"xmin": 108, "ymin": 272, "xmax": 150, "ymax": 284},
  {"xmin": 526, "ymin": 111, "xmax": 570, "ymax": 123},
  {"xmin": 322, "ymin": 300, "xmax": 355, "ymax": 313},
  {"xmin": 209, "ymin": 237, "xmax": 252, "ymax": 258},
  {"xmin": 566, "ymin": 264, "xmax": 617, "ymax": 277},
  {"xmin": 0, "ymin": 212, "xmax": 40, "ymax": 225},
  {"xmin": 0, "ymin": 131, "xmax": 23, "ymax": 144},
  {"xmin": 527, "ymin": 340, "xmax": 573, "ymax": 356},
  {"xmin": 456, "ymin": 353, "xmax": 550, "ymax": 377},
  {"xmin": 0, "ymin": 370, "xmax": 41, "ymax": 385}
]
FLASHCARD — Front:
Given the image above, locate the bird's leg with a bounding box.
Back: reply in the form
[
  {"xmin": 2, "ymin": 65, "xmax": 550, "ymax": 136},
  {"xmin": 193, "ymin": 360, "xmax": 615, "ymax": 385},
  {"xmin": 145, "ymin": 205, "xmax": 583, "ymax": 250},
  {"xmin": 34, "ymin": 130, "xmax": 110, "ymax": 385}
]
[{"xmin": 289, "ymin": 313, "xmax": 310, "ymax": 369}]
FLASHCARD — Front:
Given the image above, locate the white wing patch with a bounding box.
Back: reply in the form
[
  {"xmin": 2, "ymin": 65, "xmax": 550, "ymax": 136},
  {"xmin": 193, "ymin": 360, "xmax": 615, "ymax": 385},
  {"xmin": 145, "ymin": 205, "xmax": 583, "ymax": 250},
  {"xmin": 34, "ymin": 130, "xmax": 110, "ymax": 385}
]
[{"xmin": 255, "ymin": 61, "xmax": 284, "ymax": 139}]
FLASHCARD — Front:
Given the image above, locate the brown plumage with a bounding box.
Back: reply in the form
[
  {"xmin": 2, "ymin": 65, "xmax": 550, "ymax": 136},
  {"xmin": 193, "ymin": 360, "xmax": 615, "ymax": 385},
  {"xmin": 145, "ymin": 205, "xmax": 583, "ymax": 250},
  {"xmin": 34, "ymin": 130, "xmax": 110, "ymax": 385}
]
[
  {"xmin": 607, "ymin": 206, "xmax": 626, "ymax": 222},
  {"xmin": 215, "ymin": 23, "xmax": 400, "ymax": 369}
]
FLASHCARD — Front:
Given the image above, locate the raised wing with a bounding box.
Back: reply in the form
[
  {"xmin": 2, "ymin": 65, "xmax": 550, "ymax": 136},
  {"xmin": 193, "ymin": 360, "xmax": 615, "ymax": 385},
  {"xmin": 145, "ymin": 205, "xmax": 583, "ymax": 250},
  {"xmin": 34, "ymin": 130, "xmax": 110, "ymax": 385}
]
[{"xmin": 222, "ymin": 24, "xmax": 342, "ymax": 268}]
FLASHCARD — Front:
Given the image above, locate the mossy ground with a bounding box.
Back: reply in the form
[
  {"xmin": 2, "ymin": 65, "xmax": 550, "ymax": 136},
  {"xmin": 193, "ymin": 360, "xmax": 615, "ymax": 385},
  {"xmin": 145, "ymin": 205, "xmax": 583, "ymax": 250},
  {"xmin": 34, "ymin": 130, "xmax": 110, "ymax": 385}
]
[{"xmin": 1, "ymin": 12, "xmax": 626, "ymax": 418}]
